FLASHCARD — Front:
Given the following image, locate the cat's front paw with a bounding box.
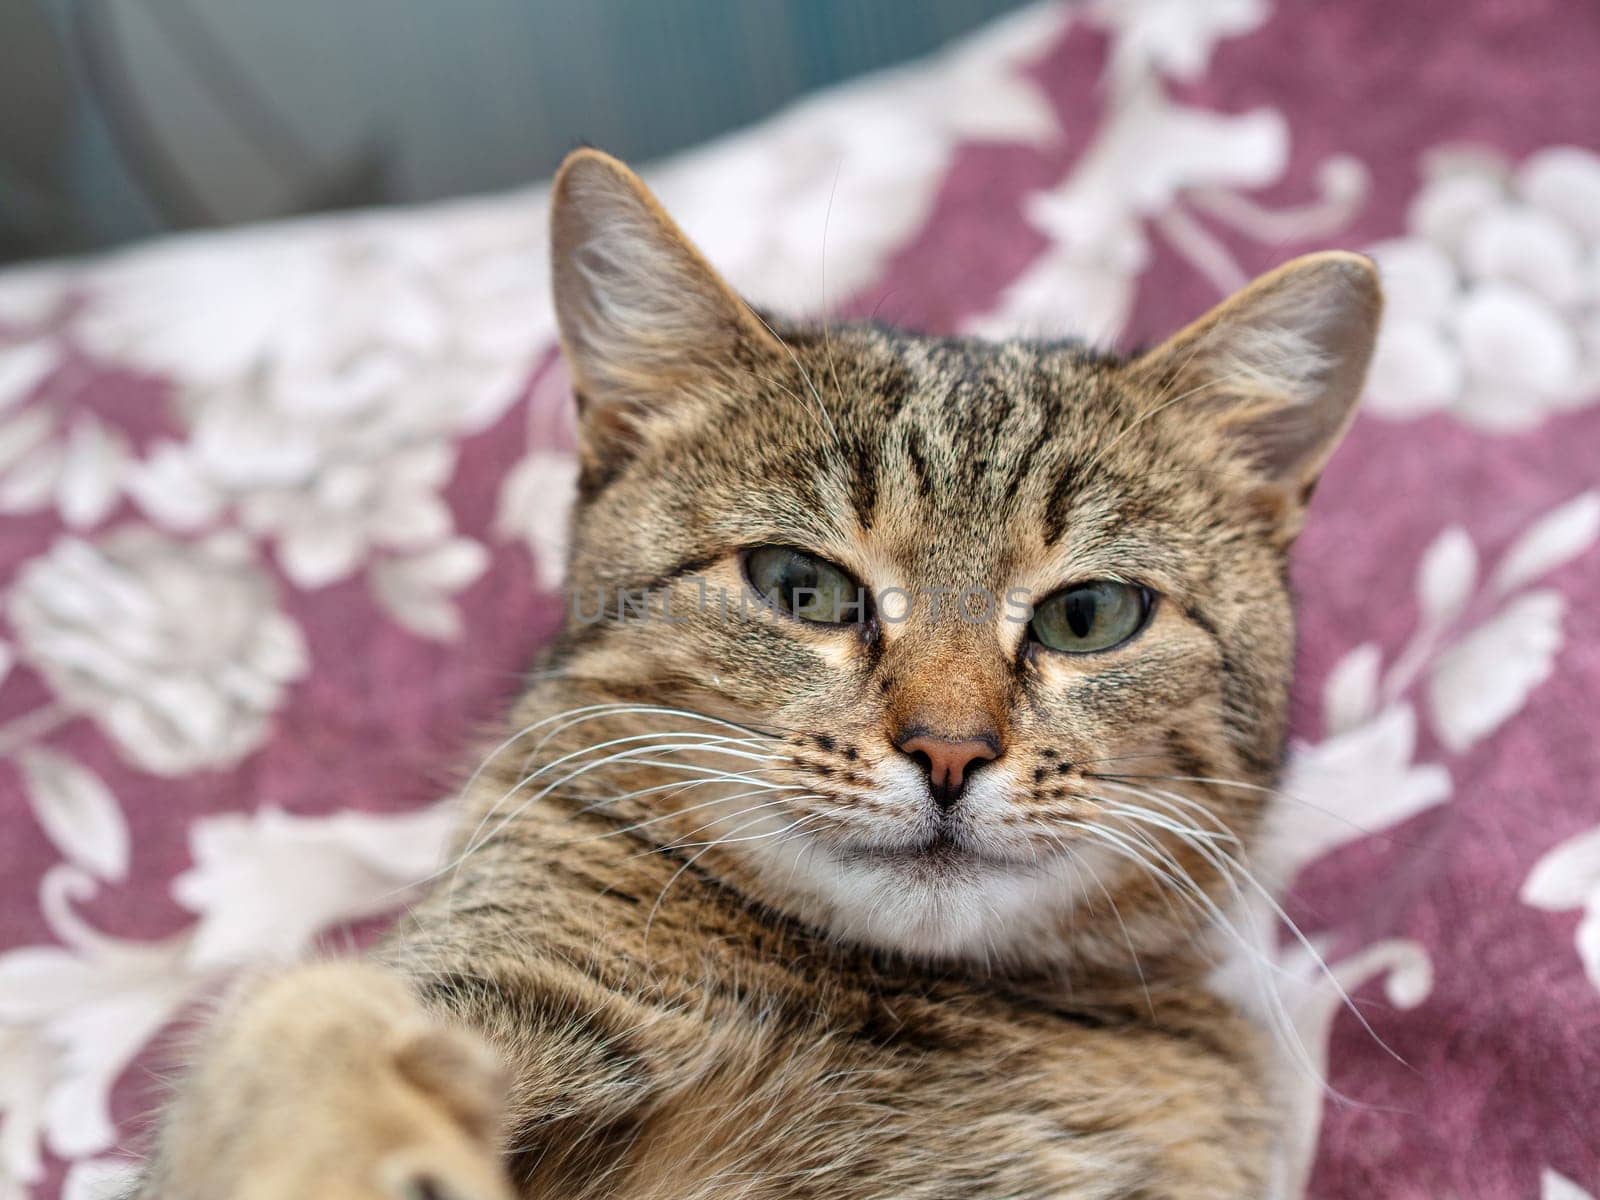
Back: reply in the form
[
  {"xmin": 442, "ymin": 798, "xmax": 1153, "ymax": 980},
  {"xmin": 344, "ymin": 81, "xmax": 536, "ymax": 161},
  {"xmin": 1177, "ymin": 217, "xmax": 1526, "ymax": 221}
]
[
  {"xmin": 367, "ymin": 1023, "xmax": 516, "ymax": 1200},
  {"xmin": 150, "ymin": 963, "xmax": 514, "ymax": 1200}
]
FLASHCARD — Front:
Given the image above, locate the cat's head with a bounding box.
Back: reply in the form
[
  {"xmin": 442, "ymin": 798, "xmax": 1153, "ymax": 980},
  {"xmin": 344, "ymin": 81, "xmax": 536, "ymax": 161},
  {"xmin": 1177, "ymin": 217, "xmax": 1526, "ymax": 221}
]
[{"xmin": 543, "ymin": 150, "xmax": 1380, "ymax": 967}]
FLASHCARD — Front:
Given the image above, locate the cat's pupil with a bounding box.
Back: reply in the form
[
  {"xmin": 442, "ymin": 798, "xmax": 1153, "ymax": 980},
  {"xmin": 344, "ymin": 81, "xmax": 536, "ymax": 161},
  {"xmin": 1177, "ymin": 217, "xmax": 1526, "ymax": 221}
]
[
  {"xmin": 1064, "ymin": 590, "xmax": 1096, "ymax": 638},
  {"xmin": 779, "ymin": 556, "xmax": 820, "ymax": 606},
  {"xmin": 1028, "ymin": 581, "xmax": 1147, "ymax": 653}
]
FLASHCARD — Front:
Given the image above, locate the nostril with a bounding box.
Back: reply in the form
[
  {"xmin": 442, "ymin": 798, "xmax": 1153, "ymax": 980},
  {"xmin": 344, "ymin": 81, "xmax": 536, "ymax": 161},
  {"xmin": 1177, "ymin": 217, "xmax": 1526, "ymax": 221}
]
[
  {"xmin": 895, "ymin": 732, "xmax": 1001, "ymax": 809},
  {"xmin": 928, "ymin": 779, "xmax": 961, "ymax": 812}
]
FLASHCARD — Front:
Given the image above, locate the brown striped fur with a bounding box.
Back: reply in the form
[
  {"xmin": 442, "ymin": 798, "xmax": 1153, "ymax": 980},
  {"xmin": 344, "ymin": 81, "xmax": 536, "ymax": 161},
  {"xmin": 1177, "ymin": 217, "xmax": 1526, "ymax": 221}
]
[{"xmin": 134, "ymin": 151, "xmax": 1380, "ymax": 1200}]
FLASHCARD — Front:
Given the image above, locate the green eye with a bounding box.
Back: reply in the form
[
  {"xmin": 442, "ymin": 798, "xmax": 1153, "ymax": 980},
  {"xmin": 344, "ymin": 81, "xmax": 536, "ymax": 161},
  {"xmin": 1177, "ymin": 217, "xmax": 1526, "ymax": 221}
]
[
  {"xmin": 1029, "ymin": 581, "xmax": 1151, "ymax": 654},
  {"xmin": 745, "ymin": 546, "xmax": 866, "ymax": 625}
]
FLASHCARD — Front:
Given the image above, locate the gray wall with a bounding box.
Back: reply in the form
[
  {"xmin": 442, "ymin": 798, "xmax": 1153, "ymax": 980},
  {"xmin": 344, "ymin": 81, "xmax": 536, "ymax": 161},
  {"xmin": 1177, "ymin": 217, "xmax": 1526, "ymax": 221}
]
[{"xmin": 0, "ymin": 0, "xmax": 1031, "ymax": 262}]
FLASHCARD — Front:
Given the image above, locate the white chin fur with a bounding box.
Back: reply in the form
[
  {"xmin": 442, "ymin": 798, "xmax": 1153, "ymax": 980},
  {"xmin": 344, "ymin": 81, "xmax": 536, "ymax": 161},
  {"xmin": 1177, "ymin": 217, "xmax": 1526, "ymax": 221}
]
[
  {"xmin": 801, "ymin": 855, "xmax": 1097, "ymax": 963},
  {"xmin": 711, "ymin": 761, "xmax": 1117, "ymax": 965}
]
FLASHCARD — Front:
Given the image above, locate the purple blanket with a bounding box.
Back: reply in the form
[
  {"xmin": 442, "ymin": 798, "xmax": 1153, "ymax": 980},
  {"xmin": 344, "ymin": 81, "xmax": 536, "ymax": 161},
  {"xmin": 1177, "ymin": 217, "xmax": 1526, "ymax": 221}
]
[{"xmin": 1, "ymin": 2, "xmax": 1597, "ymax": 1196}]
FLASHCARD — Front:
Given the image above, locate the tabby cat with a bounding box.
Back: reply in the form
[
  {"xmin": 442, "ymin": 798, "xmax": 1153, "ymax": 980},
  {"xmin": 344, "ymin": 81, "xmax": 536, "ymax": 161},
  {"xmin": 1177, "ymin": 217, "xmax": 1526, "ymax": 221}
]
[{"xmin": 135, "ymin": 150, "xmax": 1380, "ymax": 1200}]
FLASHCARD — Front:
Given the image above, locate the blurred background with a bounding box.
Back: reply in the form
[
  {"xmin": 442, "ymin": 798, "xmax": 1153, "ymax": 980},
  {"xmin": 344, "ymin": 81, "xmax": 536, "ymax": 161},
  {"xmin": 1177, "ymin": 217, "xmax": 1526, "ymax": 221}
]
[{"xmin": 0, "ymin": 0, "xmax": 1031, "ymax": 263}]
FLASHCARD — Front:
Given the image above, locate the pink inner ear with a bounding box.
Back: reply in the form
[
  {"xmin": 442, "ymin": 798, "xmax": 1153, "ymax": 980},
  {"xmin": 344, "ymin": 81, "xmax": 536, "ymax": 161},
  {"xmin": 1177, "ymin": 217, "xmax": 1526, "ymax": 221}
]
[
  {"xmin": 1136, "ymin": 253, "xmax": 1382, "ymax": 489},
  {"xmin": 550, "ymin": 150, "xmax": 779, "ymax": 405},
  {"xmin": 1224, "ymin": 375, "xmax": 1349, "ymax": 483}
]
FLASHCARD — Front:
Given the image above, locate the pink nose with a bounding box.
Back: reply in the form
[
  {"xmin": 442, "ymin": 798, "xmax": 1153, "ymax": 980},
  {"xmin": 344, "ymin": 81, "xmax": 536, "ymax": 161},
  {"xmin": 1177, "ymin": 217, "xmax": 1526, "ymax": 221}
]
[{"xmin": 895, "ymin": 733, "xmax": 1000, "ymax": 810}]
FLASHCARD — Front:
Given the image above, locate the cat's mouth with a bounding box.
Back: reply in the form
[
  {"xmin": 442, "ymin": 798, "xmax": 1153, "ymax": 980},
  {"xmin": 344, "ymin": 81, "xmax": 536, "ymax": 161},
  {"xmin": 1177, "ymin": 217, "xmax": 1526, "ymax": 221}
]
[{"xmin": 832, "ymin": 828, "xmax": 1040, "ymax": 872}]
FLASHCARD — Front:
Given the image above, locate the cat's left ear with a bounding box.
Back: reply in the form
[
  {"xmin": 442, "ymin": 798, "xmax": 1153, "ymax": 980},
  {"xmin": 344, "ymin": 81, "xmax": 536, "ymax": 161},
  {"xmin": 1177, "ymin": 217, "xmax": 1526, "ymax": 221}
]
[
  {"xmin": 1128, "ymin": 251, "xmax": 1382, "ymax": 530},
  {"xmin": 549, "ymin": 149, "xmax": 783, "ymax": 473}
]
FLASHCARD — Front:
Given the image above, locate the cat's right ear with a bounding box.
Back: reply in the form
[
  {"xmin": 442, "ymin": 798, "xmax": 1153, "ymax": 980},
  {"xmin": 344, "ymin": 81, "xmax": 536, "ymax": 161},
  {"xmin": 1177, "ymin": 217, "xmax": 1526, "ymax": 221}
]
[
  {"xmin": 549, "ymin": 149, "xmax": 782, "ymax": 472},
  {"xmin": 1126, "ymin": 251, "xmax": 1381, "ymax": 537}
]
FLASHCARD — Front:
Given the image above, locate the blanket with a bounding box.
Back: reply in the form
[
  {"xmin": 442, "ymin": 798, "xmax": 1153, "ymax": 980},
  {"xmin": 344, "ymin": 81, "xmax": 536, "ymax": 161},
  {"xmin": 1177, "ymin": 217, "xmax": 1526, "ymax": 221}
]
[{"xmin": 1, "ymin": 2, "xmax": 1596, "ymax": 1196}]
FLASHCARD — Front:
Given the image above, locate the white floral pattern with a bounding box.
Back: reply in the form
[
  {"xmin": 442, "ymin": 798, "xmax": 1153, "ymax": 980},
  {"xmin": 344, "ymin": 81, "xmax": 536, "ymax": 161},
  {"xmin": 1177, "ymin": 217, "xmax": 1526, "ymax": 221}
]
[
  {"xmin": 970, "ymin": 0, "xmax": 1367, "ymax": 343},
  {"xmin": 174, "ymin": 804, "xmax": 454, "ymax": 971},
  {"xmin": 75, "ymin": 223, "xmax": 535, "ymax": 636},
  {"xmin": 1523, "ymin": 825, "xmax": 1600, "ymax": 993},
  {"xmin": 495, "ymin": 446, "xmax": 580, "ymax": 593},
  {"xmin": 1231, "ymin": 499, "xmax": 1598, "ymax": 1196},
  {"xmin": 1544, "ymin": 1169, "xmax": 1598, "ymax": 1200},
  {"xmin": 1270, "ymin": 939, "xmax": 1434, "ymax": 1200},
  {"xmin": 7, "ymin": 529, "xmax": 308, "ymax": 776},
  {"xmin": 58, "ymin": 1160, "xmax": 138, "ymax": 1200},
  {"xmin": 1368, "ymin": 146, "xmax": 1600, "ymax": 430},
  {"xmin": 0, "ymin": 291, "xmax": 135, "ymax": 531},
  {"xmin": 15, "ymin": 751, "xmax": 126, "ymax": 884},
  {"xmin": 0, "ymin": 808, "xmax": 452, "ymax": 1196},
  {"xmin": 0, "ymin": 868, "xmax": 196, "ymax": 1191}
]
